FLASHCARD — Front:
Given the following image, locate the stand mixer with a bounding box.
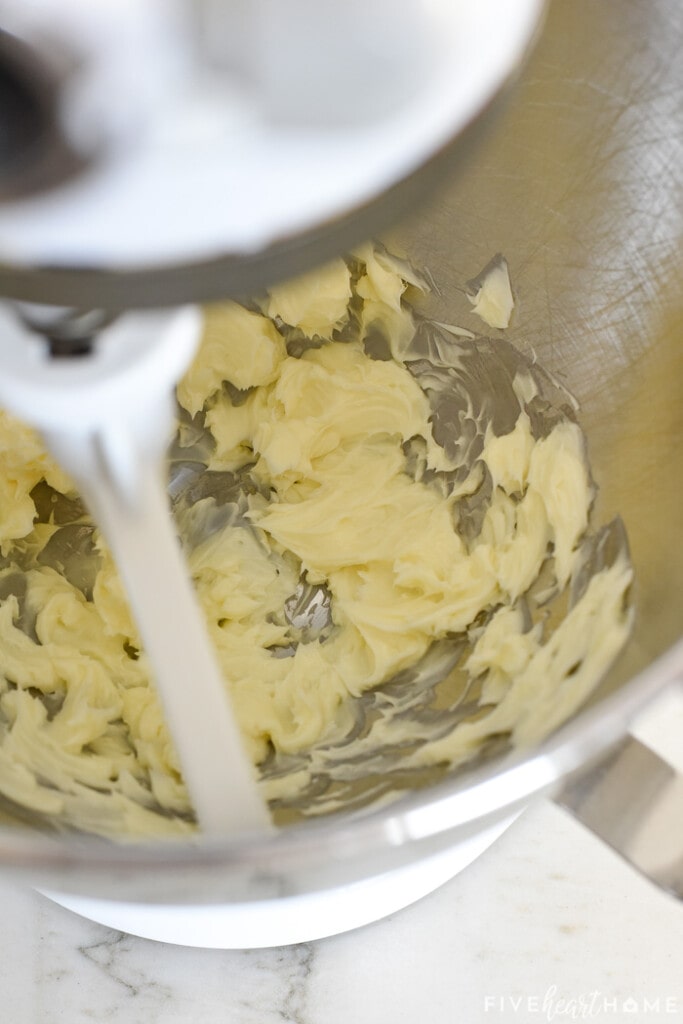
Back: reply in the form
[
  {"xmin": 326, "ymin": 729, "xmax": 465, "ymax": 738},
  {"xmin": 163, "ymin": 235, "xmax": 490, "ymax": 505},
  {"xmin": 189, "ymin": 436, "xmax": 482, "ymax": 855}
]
[
  {"xmin": 0, "ymin": 0, "xmax": 551, "ymax": 941},
  {"xmin": 1, "ymin": 0, "xmax": 680, "ymax": 950},
  {"xmin": 0, "ymin": 0, "xmax": 546, "ymax": 835}
]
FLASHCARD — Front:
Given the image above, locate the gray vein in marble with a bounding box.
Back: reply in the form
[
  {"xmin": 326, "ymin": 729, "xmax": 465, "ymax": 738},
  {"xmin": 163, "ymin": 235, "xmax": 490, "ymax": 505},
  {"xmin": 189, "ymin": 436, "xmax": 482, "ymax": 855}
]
[
  {"xmin": 276, "ymin": 943, "xmax": 315, "ymax": 1024},
  {"xmin": 78, "ymin": 931, "xmax": 174, "ymax": 1004},
  {"xmin": 235, "ymin": 943, "xmax": 316, "ymax": 1024}
]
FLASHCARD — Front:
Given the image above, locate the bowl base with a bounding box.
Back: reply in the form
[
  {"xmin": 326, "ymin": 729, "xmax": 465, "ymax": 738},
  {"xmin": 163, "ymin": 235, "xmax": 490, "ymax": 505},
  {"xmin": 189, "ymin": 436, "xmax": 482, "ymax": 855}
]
[{"xmin": 39, "ymin": 814, "xmax": 518, "ymax": 948}]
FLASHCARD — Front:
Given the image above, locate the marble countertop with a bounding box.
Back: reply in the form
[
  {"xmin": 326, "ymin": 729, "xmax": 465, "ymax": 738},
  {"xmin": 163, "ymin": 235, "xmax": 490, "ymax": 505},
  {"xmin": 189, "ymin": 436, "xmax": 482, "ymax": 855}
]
[{"xmin": 1, "ymin": 795, "xmax": 682, "ymax": 1024}]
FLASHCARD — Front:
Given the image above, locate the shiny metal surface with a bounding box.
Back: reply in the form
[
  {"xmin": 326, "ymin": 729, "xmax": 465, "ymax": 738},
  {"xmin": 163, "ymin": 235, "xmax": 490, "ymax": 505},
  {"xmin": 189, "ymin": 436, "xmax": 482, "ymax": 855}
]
[
  {"xmin": 0, "ymin": 0, "xmax": 681, "ymax": 903},
  {"xmin": 393, "ymin": 0, "xmax": 683, "ymax": 697},
  {"xmin": 557, "ymin": 733, "xmax": 683, "ymax": 898}
]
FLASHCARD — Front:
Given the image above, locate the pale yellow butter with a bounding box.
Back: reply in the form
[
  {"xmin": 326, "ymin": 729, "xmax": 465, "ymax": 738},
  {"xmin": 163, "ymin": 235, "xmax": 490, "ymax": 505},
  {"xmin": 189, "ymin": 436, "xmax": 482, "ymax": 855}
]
[
  {"xmin": 264, "ymin": 258, "xmax": 352, "ymax": 339},
  {"xmin": 177, "ymin": 302, "xmax": 286, "ymax": 416},
  {"xmin": 0, "ymin": 248, "xmax": 633, "ymax": 837}
]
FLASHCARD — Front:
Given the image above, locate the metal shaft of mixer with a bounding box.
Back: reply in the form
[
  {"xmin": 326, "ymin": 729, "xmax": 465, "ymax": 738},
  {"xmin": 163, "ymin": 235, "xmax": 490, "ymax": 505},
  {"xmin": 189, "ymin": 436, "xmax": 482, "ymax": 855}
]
[{"xmin": 0, "ymin": 303, "xmax": 273, "ymax": 838}]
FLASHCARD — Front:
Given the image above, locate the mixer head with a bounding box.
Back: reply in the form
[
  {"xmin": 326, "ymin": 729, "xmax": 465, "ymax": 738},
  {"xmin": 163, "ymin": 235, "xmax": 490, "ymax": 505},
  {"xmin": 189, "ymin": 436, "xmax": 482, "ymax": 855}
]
[{"xmin": 0, "ymin": 0, "xmax": 545, "ymax": 312}]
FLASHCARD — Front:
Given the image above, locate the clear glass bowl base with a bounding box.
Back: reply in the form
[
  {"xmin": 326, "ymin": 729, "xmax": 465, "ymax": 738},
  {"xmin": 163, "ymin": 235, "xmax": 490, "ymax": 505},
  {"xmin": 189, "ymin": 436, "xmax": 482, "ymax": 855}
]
[{"xmin": 39, "ymin": 814, "xmax": 519, "ymax": 948}]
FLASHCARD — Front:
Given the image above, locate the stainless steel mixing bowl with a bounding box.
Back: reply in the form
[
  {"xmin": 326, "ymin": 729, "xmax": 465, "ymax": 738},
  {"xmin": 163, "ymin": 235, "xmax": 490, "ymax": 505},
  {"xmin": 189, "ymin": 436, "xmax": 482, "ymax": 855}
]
[{"xmin": 0, "ymin": 0, "xmax": 681, "ymax": 915}]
